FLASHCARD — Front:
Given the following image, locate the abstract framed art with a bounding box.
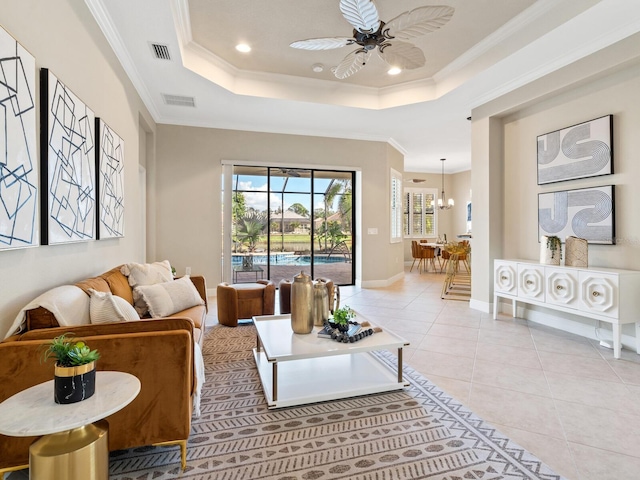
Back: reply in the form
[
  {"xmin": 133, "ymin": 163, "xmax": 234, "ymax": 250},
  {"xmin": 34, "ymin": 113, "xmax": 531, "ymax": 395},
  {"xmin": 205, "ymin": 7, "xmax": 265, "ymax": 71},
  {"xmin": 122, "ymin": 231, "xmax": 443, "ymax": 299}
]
[
  {"xmin": 95, "ymin": 118, "xmax": 125, "ymax": 239},
  {"xmin": 0, "ymin": 26, "xmax": 38, "ymax": 251},
  {"xmin": 538, "ymin": 185, "xmax": 615, "ymax": 245},
  {"xmin": 537, "ymin": 115, "xmax": 613, "ymax": 185},
  {"xmin": 40, "ymin": 68, "xmax": 96, "ymax": 245}
]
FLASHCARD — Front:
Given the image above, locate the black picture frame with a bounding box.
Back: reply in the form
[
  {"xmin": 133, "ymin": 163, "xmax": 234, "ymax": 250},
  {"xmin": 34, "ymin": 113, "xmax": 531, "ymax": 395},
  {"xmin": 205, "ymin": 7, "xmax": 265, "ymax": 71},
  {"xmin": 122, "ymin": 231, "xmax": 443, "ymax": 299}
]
[{"xmin": 537, "ymin": 115, "xmax": 613, "ymax": 185}]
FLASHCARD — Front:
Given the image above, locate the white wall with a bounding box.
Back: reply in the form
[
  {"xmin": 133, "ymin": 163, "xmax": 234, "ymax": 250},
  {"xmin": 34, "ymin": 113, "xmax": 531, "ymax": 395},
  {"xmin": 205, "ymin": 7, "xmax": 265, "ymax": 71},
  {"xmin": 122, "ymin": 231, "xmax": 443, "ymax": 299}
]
[
  {"xmin": 0, "ymin": 1, "xmax": 154, "ymax": 338},
  {"xmin": 153, "ymin": 125, "xmax": 405, "ymax": 288}
]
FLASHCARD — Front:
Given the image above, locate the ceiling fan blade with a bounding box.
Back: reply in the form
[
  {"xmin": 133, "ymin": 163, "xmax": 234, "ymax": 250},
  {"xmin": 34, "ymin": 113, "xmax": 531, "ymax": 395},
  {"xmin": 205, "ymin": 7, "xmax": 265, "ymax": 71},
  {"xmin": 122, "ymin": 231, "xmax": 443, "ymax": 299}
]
[
  {"xmin": 379, "ymin": 41, "xmax": 425, "ymax": 70},
  {"xmin": 339, "ymin": 0, "xmax": 380, "ymax": 33},
  {"xmin": 332, "ymin": 50, "xmax": 370, "ymax": 79},
  {"xmin": 384, "ymin": 6, "xmax": 455, "ymax": 40},
  {"xmin": 290, "ymin": 37, "xmax": 354, "ymax": 50}
]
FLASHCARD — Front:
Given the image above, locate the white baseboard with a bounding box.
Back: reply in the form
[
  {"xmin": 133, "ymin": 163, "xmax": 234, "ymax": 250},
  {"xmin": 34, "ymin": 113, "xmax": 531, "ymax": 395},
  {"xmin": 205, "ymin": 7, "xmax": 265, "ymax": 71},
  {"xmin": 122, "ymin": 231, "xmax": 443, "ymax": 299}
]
[
  {"xmin": 470, "ymin": 298, "xmax": 491, "ymax": 313},
  {"xmin": 361, "ymin": 271, "xmax": 405, "ymax": 288},
  {"xmin": 207, "ymin": 288, "xmax": 217, "ymax": 298}
]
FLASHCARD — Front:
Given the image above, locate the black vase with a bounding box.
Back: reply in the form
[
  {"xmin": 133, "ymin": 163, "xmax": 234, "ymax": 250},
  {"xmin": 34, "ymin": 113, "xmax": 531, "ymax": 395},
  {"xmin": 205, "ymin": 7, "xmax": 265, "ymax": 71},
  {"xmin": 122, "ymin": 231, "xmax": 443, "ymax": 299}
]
[{"xmin": 54, "ymin": 361, "xmax": 96, "ymax": 404}]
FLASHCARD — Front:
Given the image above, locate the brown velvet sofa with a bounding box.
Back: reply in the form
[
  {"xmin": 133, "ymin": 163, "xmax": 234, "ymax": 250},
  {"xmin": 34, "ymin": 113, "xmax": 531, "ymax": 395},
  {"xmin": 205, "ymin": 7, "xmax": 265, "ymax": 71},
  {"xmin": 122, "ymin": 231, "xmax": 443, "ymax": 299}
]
[{"xmin": 0, "ymin": 266, "xmax": 208, "ymax": 475}]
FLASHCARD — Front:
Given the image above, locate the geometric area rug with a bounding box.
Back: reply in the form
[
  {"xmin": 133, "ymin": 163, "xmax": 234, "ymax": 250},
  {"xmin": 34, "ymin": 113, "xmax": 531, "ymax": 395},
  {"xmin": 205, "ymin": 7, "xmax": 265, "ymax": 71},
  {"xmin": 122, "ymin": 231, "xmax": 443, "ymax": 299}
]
[{"xmin": 108, "ymin": 324, "xmax": 566, "ymax": 480}]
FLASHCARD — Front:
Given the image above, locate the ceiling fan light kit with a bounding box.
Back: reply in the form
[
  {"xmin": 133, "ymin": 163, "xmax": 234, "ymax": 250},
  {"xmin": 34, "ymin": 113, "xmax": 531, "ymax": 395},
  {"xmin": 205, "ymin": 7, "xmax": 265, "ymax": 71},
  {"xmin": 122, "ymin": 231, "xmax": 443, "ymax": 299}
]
[{"xmin": 290, "ymin": 0, "xmax": 454, "ymax": 79}]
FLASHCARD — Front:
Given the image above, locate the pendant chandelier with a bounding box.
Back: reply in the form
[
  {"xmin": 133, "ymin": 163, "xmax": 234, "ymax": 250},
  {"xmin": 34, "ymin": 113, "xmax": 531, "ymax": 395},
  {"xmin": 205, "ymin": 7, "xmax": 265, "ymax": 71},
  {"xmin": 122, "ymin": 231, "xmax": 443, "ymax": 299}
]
[{"xmin": 438, "ymin": 158, "xmax": 454, "ymax": 210}]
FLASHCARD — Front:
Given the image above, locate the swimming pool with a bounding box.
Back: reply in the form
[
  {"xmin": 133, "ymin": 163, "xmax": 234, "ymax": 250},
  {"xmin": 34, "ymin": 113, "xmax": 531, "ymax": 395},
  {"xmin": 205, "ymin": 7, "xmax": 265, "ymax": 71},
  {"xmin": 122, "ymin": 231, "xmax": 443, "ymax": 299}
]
[{"xmin": 232, "ymin": 254, "xmax": 346, "ymax": 266}]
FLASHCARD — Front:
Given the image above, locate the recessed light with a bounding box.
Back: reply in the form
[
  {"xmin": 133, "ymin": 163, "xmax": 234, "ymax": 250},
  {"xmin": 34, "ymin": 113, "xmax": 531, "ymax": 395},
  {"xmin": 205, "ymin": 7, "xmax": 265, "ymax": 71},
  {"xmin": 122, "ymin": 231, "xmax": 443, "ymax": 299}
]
[
  {"xmin": 388, "ymin": 67, "xmax": 402, "ymax": 75},
  {"xmin": 235, "ymin": 43, "xmax": 251, "ymax": 53},
  {"xmin": 312, "ymin": 63, "xmax": 324, "ymax": 73}
]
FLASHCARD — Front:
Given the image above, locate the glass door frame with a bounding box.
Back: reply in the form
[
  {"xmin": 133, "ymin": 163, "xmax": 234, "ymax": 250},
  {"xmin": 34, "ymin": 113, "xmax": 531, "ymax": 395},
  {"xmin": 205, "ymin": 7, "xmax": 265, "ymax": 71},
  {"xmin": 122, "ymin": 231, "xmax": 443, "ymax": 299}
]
[{"xmin": 221, "ymin": 162, "xmax": 357, "ymax": 287}]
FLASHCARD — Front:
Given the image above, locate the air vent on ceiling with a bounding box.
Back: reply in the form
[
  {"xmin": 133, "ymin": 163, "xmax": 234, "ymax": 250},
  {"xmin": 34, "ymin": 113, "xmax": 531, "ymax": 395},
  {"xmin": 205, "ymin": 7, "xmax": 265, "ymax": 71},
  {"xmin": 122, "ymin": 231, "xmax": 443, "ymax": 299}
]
[
  {"xmin": 162, "ymin": 94, "xmax": 196, "ymax": 108},
  {"xmin": 150, "ymin": 43, "xmax": 171, "ymax": 60}
]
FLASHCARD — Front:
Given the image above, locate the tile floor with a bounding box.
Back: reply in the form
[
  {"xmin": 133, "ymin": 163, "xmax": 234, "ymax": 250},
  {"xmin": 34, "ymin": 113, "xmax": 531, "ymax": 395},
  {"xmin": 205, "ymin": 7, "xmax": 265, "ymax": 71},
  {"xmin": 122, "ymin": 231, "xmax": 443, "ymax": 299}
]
[
  {"xmin": 9, "ymin": 268, "xmax": 640, "ymax": 480},
  {"xmin": 329, "ymin": 269, "xmax": 640, "ymax": 480}
]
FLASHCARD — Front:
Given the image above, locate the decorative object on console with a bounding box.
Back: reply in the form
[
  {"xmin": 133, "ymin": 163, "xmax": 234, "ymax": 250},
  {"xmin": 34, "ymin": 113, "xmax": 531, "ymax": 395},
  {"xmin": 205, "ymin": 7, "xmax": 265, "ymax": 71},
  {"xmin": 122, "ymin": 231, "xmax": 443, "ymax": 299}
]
[
  {"xmin": 291, "ymin": 271, "xmax": 314, "ymax": 334},
  {"xmin": 95, "ymin": 118, "xmax": 125, "ymax": 239},
  {"xmin": 40, "ymin": 68, "xmax": 96, "ymax": 245},
  {"xmin": 540, "ymin": 235, "xmax": 561, "ymax": 265},
  {"xmin": 565, "ymin": 236, "xmax": 588, "ymax": 268},
  {"xmin": 538, "ymin": 185, "xmax": 615, "ymax": 245},
  {"xmin": 537, "ymin": 115, "xmax": 612, "ymax": 185},
  {"xmin": 41, "ymin": 333, "xmax": 100, "ymax": 404},
  {"xmin": 0, "ymin": 26, "xmax": 38, "ymax": 251}
]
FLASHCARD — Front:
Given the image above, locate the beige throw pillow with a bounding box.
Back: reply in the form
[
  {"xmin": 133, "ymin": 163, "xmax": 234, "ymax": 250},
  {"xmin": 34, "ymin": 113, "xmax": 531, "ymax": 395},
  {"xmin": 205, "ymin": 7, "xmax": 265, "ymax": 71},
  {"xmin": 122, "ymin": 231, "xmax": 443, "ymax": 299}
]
[
  {"xmin": 89, "ymin": 289, "xmax": 140, "ymax": 324},
  {"xmin": 134, "ymin": 275, "xmax": 204, "ymax": 318},
  {"xmin": 121, "ymin": 260, "xmax": 173, "ymax": 316}
]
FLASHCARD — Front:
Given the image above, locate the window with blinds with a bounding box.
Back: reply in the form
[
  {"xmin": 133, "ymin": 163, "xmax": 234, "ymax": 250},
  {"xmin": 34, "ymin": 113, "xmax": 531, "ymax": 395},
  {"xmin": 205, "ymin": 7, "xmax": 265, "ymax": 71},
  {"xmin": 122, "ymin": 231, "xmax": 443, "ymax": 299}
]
[
  {"xmin": 390, "ymin": 169, "xmax": 403, "ymax": 243},
  {"xmin": 404, "ymin": 188, "xmax": 437, "ymax": 238}
]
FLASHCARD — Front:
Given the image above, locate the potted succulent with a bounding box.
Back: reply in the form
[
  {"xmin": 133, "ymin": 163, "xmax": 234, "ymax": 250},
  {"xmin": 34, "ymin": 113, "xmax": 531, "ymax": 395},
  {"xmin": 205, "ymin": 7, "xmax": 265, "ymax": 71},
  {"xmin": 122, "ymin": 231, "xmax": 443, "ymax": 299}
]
[
  {"xmin": 41, "ymin": 333, "xmax": 100, "ymax": 404},
  {"xmin": 329, "ymin": 305, "xmax": 356, "ymax": 333}
]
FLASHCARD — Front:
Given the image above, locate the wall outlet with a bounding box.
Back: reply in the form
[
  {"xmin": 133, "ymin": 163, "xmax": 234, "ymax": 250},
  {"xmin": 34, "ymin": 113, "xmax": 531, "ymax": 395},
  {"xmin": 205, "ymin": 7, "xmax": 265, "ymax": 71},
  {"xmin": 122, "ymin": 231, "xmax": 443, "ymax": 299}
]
[{"xmin": 185, "ymin": 267, "xmax": 192, "ymax": 275}]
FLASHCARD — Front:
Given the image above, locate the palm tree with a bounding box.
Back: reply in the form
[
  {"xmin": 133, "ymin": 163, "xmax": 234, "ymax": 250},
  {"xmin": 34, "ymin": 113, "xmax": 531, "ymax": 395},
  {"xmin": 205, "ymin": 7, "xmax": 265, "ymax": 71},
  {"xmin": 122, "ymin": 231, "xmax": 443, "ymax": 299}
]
[{"xmin": 235, "ymin": 211, "xmax": 267, "ymax": 252}]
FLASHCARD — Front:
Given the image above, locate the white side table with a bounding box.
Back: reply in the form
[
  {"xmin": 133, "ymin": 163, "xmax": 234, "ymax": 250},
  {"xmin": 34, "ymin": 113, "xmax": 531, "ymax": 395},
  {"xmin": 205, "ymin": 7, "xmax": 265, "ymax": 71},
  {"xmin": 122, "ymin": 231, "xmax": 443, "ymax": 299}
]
[{"xmin": 0, "ymin": 371, "xmax": 140, "ymax": 480}]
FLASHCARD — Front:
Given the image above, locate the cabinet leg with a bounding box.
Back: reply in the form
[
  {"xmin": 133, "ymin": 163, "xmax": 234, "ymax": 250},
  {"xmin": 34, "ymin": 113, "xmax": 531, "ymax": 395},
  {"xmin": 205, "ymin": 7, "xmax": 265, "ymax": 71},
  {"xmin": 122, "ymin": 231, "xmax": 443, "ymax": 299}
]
[
  {"xmin": 512, "ymin": 300, "xmax": 517, "ymax": 318},
  {"xmin": 493, "ymin": 295, "xmax": 498, "ymax": 319},
  {"xmin": 636, "ymin": 322, "xmax": 640, "ymax": 355},
  {"xmin": 613, "ymin": 324, "xmax": 621, "ymax": 359}
]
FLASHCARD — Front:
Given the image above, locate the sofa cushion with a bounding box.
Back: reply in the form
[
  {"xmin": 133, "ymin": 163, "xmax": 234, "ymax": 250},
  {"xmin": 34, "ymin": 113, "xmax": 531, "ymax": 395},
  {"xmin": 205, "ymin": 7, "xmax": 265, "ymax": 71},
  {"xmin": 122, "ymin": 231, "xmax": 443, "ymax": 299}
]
[
  {"xmin": 101, "ymin": 267, "xmax": 134, "ymax": 305},
  {"xmin": 75, "ymin": 277, "xmax": 110, "ymax": 296},
  {"xmin": 134, "ymin": 276, "xmax": 205, "ymax": 318},
  {"xmin": 121, "ymin": 260, "xmax": 173, "ymax": 316},
  {"xmin": 168, "ymin": 304, "xmax": 206, "ymax": 330},
  {"xmin": 89, "ymin": 289, "xmax": 140, "ymax": 324}
]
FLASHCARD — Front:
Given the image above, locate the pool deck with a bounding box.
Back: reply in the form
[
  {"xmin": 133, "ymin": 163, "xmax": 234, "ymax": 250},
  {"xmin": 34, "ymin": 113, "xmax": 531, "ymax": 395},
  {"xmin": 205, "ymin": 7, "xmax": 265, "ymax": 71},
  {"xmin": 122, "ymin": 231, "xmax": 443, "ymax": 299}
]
[{"xmin": 233, "ymin": 261, "xmax": 353, "ymax": 286}]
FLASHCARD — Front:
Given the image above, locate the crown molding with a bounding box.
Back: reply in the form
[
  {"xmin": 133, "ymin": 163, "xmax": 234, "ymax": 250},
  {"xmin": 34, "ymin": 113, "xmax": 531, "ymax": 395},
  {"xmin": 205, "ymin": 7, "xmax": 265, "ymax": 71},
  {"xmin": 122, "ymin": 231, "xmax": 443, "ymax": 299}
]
[{"xmin": 84, "ymin": 0, "xmax": 161, "ymax": 121}]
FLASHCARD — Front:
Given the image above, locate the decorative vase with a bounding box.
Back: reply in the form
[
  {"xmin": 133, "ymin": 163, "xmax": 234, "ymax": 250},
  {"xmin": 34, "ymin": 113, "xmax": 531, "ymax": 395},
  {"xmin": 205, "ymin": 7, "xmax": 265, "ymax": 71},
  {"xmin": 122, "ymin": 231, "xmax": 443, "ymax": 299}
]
[
  {"xmin": 54, "ymin": 361, "xmax": 96, "ymax": 404},
  {"xmin": 312, "ymin": 280, "xmax": 329, "ymax": 327},
  {"xmin": 540, "ymin": 235, "xmax": 561, "ymax": 265},
  {"xmin": 291, "ymin": 271, "xmax": 313, "ymax": 334},
  {"xmin": 565, "ymin": 236, "xmax": 588, "ymax": 267}
]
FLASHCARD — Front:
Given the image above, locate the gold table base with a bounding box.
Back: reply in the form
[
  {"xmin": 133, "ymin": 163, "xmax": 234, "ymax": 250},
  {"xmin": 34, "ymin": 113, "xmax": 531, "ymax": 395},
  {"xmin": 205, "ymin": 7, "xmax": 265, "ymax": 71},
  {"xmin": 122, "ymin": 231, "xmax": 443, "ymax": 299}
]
[{"xmin": 29, "ymin": 420, "xmax": 108, "ymax": 480}]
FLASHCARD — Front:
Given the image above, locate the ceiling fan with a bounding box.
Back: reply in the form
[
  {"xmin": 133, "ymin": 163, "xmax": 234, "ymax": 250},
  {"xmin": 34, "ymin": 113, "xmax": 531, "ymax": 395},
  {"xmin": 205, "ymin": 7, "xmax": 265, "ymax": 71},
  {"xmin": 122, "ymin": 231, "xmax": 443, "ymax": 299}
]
[{"xmin": 290, "ymin": 0, "xmax": 454, "ymax": 79}]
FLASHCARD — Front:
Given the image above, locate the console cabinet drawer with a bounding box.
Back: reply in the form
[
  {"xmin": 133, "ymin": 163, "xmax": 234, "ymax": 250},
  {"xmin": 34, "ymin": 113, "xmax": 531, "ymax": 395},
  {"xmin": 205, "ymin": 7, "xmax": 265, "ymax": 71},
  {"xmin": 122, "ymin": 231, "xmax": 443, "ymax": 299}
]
[
  {"xmin": 517, "ymin": 264, "xmax": 545, "ymax": 301},
  {"xmin": 579, "ymin": 272, "xmax": 619, "ymax": 318}
]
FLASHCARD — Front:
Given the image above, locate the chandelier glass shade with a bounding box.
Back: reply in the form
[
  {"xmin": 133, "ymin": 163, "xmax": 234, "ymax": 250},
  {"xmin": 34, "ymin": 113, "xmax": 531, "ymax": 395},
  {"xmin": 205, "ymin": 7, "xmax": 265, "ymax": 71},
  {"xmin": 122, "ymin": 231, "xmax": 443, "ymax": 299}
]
[{"xmin": 438, "ymin": 158, "xmax": 454, "ymax": 210}]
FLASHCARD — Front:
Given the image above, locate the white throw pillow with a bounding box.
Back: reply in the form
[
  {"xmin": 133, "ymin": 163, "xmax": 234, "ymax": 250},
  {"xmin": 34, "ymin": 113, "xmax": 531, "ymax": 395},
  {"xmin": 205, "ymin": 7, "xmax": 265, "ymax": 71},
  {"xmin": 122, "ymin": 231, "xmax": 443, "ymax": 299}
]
[
  {"xmin": 121, "ymin": 260, "xmax": 173, "ymax": 316},
  {"xmin": 133, "ymin": 276, "xmax": 204, "ymax": 318},
  {"xmin": 89, "ymin": 289, "xmax": 140, "ymax": 324}
]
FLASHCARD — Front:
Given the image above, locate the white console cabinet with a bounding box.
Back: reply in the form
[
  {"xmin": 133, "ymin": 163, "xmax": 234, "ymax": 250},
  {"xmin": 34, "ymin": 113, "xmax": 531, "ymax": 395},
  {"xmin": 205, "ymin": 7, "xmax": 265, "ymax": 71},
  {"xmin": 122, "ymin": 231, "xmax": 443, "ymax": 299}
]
[{"xmin": 494, "ymin": 259, "xmax": 640, "ymax": 359}]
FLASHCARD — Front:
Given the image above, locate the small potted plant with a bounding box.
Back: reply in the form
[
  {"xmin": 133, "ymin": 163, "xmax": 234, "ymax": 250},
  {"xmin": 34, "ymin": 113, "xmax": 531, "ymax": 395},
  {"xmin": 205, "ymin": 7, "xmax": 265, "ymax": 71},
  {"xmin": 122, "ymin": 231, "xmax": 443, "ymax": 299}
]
[
  {"xmin": 41, "ymin": 333, "xmax": 100, "ymax": 404},
  {"xmin": 329, "ymin": 305, "xmax": 356, "ymax": 333},
  {"xmin": 540, "ymin": 235, "xmax": 562, "ymax": 265}
]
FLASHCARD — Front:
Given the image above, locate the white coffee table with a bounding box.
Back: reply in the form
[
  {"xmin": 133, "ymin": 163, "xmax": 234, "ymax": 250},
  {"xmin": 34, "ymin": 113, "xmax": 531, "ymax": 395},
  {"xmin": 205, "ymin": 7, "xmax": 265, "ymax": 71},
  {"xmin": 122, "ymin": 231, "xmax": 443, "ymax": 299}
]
[{"xmin": 252, "ymin": 314, "xmax": 409, "ymax": 409}]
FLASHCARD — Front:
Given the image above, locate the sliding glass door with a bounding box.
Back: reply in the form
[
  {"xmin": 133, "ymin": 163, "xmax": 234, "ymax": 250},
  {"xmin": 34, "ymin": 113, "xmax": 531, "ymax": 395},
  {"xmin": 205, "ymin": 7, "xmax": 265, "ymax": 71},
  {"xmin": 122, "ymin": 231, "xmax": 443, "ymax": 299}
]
[{"xmin": 230, "ymin": 165, "xmax": 355, "ymax": 287}]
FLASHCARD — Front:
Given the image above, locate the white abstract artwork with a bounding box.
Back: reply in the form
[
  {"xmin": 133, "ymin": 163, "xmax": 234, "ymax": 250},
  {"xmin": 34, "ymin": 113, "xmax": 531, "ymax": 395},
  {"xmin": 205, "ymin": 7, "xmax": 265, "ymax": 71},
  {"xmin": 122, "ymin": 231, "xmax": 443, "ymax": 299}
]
[
  {"xmin": 96, "ymin": 118, "xmax": 125, "ymax": 239},
  {"xmin": 0, "ymin": 26, "xmax": 38, "ymax": 251},
  {"xmin": 41, "ymin": 68, "xmax": 95, "ymax": 245}
]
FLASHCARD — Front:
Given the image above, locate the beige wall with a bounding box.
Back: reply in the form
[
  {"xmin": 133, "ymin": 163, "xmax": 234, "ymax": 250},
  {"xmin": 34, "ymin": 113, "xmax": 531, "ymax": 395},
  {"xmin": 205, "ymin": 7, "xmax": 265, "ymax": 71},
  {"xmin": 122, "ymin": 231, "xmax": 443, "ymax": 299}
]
[
  {"xmin": 401, "ymin": 171, "xmax": 471, "ymax": 263},
  {"xmin": 471, "ymin": 59, "xmax": 640, "ymax": 342},
  {"xmin": 0, "ymin": 1, "xmax": 154, "ymax": 338},
  {"xmin": 154, "ymin": 125, "xmax": 405, "ymax": 288}
]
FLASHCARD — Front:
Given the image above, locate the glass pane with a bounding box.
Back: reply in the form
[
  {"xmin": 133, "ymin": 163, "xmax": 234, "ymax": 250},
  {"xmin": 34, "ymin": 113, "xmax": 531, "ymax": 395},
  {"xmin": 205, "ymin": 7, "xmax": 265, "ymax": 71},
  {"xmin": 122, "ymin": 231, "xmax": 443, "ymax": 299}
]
[{"xmin": 313, "ymin": 172, "xmax": 353, "ymax": 285}]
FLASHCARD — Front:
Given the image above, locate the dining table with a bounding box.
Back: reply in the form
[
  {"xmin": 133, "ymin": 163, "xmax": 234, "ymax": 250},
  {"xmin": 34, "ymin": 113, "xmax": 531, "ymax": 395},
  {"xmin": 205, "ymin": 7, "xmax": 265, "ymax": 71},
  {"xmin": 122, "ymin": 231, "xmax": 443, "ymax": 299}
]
[{"xmin": 418, "ymin": 242, "xmax": 445, "ymax": 273}]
